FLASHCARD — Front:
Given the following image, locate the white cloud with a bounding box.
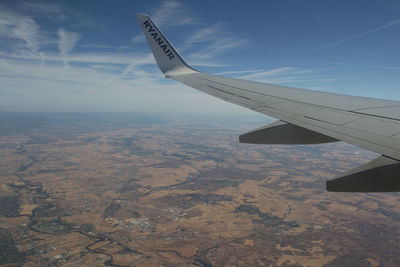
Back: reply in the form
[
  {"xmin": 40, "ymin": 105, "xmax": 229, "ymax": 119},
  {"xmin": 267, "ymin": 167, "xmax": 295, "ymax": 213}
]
[
  {"xmin": 181, "ymin": 23, "xmax": 223, "ymax": 50},
  {"xmin": 81, "ymin": 44, "xmax": 113, "ymax": 49},
  {"xmin": 291, "ymin": 59, "xmax": 400, "ymax": 71},
  {"xmin": 0, "ymin": 1, "xmax": 253, "ymax": 114},
  {"xmin": 239, "ymin": 67, "xmax": 294, "ymax": 79},
  {"xmin": 131, "ymin": 34, "xmax": 145, "ymax": 44},
  {"xmin": 17, "ymin": 1, "xmax": 95, "ymax": 28},
  {"xmin": 0, "ymin": 55, "xmax": 254, "ymax": 114},
  {"xmin": 57, "ymin": 28, "xmax": 80, "ymax": 55},
  {"xmin": 0, "ymin": 9, "xmax": 41, "ymax": 53},
  {"xmin": 131, "ymin": 0, "xmax": 197, "ymax": 45},
  {"xmin": 214, "ymin": 69, "xmax": 265, "ymax": 75},
  {"xmin": 132, "ymin": 0, "xmax": 247, "ymax": 62},
  {"xmin": 57, "ymin": 28, "xmax": 81, "ymax": 67},
  {"xmin": 18, "ymin": 2, "xmax": 68, "ymax": 23},
  {"xmin": 189, "ymin": 37, "xmax": 246, "ymax": 60},
  {"xmin": 228, "ymin": 66, "xmax": 347, "ymax": 86},
  {"xmin": 151, "ymin": 0, "xmax": 195, "ymax": 26}
]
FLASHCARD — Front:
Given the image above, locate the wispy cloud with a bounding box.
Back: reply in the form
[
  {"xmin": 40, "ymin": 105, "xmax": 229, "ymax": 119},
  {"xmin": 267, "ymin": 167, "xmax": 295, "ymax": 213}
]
[
  {"xmin": 132, "ymin": 0, "xmax": 247, "ymax": 62},
  {"xmin": 296, "ymin": 59, "xmax": 400, "ymax": 71},
  {"xmin": 181, "ymin": 23, "xmax": 223, "ymax": 50},
  {"xmin": 131, "ymin": 0, "xmax": 196, "ymax": 44},
  {"xmin": 0, "ymin": 8, "xmax": 41, "ymax": 54},
  {"xmin": 18, "ymin": 1, "xmax": 68, "ymax": 23},
  {"xmin": 228, "ymin": 66, "xmax": 347, "ymax": 86},
  {"xmin": 131, "ymin": 34, "xmax": 145, "ymax": 44},
  {"xmin": 57, "ymin": 28, "xmax": 81, "ymax": 67},
  {"xmin": 214, "ymin": 69, "xmax": 265, "ymax": 75},
  {"xmin": 17, "ymin": 1, "xmax": 95, "ymax": 27},
  {"xmin": 180, "ymin": 22, "xmax": 248, "ymax": 60},
  {"xmin": 311, "ymin": 19, "xmax": 400, "ymax": 53},
  {"xmin": 189, "ymin": 37, "xmax": 246, "ymax": 60},
  {"xmin": 0, "ymin": 50, "xmax": 154, "ymax": 66},
  {"xmin": 81, "ymin": 44, "xmax": 113, "ymax": 49},
  {"xmin": 239, "ymin": 67, "xmax": 294, "ymax": 79},
  {"xmin": 0, "ymin": 1, "xmax": 251, "ymax": 114},
  {"xmin": 0, "ymin": 54, "xmax": 246, "ymax": 114},
  {"xmin": 151, "ymin": 0, "xmax": 195, "ymax": 26}
]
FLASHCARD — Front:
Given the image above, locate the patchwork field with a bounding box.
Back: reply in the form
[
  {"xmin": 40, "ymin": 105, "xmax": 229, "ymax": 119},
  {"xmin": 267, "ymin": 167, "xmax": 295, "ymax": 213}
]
[{"xmin": 0, "ymin": 112, "xmax": 399, "ymax": 266}]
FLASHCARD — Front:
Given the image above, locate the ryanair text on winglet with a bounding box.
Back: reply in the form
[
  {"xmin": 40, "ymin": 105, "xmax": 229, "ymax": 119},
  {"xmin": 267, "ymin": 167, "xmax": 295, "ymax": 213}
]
[{"xmin": 143, "ymin": 20, "xmax": 175, "ymax": 60}]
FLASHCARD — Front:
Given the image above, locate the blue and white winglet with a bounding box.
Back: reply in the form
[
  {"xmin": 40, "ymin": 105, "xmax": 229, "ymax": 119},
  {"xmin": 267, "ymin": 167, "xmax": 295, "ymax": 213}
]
[{"xmin": 137, "ymin": 13, "xmax": 196, "ymax": 77}]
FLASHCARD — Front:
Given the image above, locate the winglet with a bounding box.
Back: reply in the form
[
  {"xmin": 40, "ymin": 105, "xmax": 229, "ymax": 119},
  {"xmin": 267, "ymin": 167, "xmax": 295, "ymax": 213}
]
[{"xmin": 136, "ymin": 13, "xmax": 196, "ymax": 77}]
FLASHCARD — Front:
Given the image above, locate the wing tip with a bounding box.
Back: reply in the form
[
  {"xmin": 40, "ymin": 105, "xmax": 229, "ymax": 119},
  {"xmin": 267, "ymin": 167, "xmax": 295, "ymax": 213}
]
[
  {"xmin": 136, "ymin": 13, "xmax": 149, "ymax": 18},
  {"xmin": 136, "ymin": 13, "xmax": 196, "ymax": 76}
]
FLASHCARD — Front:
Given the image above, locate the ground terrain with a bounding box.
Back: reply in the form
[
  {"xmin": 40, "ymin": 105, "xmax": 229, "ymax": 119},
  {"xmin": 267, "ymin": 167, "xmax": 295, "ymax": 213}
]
[{"xmin": 0, "ymin": 112, "xmax": 399, "ymax": 267}]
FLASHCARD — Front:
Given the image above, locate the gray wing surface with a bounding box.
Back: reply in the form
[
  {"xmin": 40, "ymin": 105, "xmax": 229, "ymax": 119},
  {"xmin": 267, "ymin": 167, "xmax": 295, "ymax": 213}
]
[{"xmin": 137, "ymin": 13, "xmax": 400, "ymax": 192}]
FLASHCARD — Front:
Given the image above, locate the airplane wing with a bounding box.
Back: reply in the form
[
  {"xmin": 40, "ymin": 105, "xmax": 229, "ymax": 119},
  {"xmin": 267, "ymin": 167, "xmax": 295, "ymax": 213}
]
[{"xmin": 136, "ymin": 13, "xmax": 400, "ymax": 192}]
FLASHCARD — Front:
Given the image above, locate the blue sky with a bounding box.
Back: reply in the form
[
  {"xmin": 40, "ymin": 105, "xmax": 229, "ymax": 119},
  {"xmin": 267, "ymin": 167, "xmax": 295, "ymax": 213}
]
[{"xmin": 0, "ymin": 0, "xmax": 399, "ymax": 115}]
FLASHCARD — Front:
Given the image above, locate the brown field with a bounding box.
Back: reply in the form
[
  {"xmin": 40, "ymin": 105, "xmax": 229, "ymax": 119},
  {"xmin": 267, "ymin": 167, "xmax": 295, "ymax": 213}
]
[{"xmin": 0, "ymin": 112, "xmax": 399, "ymax": 267}]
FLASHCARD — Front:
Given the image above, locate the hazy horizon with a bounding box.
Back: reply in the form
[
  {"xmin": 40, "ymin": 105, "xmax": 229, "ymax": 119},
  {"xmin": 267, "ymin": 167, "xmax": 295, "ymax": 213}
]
[{"xmin": 1, "ymin": 0, "xmax": 399, "ymax": 114}]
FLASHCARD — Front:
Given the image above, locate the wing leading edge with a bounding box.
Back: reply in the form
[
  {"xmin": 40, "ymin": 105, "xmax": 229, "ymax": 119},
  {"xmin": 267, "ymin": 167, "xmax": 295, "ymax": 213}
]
[{"xmin": 137, "ymin": 13, "xmax": 400, "ymax": 192}]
